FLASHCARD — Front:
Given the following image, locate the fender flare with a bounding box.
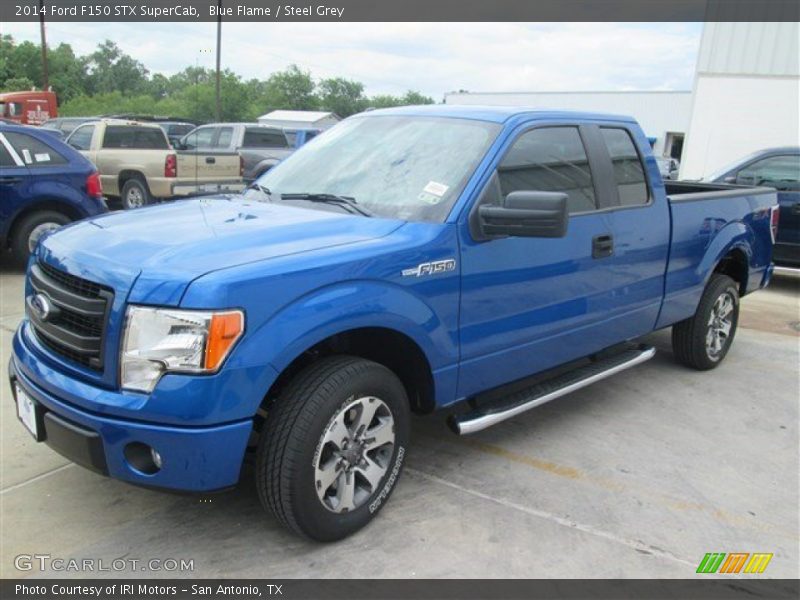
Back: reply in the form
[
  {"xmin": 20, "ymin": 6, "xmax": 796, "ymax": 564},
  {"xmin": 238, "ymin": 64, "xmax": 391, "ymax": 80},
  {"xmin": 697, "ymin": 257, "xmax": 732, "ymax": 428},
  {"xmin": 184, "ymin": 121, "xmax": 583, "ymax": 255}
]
[
  {"xmin": 237, "ymin": 280, "xmax": 455, "ymax": 377},
  {"xmin": 697, "ymin": 221, "xmax": 752, "ymax": 288}
]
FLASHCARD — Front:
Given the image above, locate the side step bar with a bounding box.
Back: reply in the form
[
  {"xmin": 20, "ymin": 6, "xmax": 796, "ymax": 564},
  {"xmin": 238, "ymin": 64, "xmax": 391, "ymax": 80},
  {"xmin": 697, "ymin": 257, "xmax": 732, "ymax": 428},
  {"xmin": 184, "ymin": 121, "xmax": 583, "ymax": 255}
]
[{"xmin": 448, "ymin": 345, "xmax": 656, "ymax": 435}]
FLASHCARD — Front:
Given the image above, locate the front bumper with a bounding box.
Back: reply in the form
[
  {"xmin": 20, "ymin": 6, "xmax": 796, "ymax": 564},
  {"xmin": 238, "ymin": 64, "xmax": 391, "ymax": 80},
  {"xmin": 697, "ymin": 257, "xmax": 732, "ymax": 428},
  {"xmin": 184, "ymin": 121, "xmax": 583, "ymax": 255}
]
[{"xmin": 9, "ymin": 349, "xmax": 253, "ymax": 493}]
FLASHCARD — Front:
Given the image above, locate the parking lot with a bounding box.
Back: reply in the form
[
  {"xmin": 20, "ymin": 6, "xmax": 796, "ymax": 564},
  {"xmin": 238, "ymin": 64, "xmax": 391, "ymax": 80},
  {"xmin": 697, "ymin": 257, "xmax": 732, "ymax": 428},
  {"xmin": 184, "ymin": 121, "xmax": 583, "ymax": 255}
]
[{"xmin": 0, "ymin": 262, "xmax": 797, "ymax": 579}]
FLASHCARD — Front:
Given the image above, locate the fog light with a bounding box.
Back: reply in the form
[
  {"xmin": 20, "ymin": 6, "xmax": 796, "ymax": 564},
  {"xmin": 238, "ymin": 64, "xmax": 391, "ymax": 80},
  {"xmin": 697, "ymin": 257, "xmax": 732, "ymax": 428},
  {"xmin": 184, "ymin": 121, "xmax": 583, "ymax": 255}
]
[{"xmin": 124, "ymin": 442, "xmax": 161, "ymax": 475}]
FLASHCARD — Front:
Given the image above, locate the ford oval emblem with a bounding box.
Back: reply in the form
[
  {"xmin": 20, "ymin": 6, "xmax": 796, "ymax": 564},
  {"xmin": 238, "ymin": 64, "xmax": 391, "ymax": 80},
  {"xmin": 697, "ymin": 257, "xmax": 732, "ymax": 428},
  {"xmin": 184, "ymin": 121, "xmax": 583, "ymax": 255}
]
[{"xmin": 31, "ymin": 293, "xmax": 54, "ymax": 322}]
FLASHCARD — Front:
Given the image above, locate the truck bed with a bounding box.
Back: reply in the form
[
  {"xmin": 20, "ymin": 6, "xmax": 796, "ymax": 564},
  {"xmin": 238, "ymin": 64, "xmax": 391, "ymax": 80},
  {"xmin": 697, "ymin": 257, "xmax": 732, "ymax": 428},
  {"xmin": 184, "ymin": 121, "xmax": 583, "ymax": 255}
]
[{"xmin": 657, "ymin": 181, "xmax": 777, "ymax": 329}]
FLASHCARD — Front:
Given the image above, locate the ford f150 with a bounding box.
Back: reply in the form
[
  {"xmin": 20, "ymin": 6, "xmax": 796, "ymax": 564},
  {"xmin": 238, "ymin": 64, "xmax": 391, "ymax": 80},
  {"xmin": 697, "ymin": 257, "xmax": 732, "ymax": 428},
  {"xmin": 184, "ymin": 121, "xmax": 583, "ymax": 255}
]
[{"xmin": 9, "ymin": 106, "xmax": 778, "ymax": 541}]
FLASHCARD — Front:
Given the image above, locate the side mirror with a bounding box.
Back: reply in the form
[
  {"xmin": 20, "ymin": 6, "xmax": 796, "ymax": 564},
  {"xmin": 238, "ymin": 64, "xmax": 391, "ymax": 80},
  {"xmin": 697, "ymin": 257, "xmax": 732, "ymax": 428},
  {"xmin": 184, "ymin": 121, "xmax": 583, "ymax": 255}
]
[
  {"xmin": 735, "ymin": 173, "xmax": 757, "ymax": 186},
  {"xmin": 173, "ymin": 140, "xmax": 186, "ymax": 150},
  {"xmin": 479, "ymin": 191, "xmax": 568, "ymax": 238}
]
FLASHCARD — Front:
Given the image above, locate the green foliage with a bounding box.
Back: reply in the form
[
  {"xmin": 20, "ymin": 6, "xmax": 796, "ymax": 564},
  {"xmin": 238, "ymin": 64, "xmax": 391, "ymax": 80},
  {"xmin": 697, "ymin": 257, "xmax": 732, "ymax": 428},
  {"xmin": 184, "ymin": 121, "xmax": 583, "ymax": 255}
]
[{"xmin": 0, "ymin": 36, "xmax": 436, "ymax": 122}]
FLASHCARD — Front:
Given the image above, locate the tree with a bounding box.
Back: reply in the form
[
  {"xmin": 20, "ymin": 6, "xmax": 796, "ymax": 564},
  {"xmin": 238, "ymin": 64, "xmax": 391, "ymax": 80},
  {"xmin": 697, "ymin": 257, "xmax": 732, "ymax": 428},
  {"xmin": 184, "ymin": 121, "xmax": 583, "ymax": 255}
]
[
  {"xmin": 261, "ymin": 65, "xmax": 317, "ymax": 111},
  {"xmin": 1, "ymin": 77, "xmax": 35, "ymax": 92},
  {"xmin": 87, "ymin": 40, "xmax": 148, "ymax": 95},
  {"xmin": 317, "ymin": 77, "xmax": 366, "ymax": 117}
]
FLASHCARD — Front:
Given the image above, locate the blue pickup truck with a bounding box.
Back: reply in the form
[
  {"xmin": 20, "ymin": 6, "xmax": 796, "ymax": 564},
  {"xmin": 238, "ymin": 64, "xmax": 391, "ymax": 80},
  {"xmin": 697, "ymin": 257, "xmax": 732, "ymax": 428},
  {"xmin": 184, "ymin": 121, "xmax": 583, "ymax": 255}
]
[{"xmin": 9, "ymin": 106, "xmax": 778, "ymax": 541}]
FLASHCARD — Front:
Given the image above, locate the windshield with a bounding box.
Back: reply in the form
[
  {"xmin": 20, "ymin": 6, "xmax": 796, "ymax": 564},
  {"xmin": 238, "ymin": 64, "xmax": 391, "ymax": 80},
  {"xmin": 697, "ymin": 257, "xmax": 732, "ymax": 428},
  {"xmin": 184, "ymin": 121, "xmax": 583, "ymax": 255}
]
[{"xmin": 244, "ymin": 115, "xmax": 501, "ymax": 221}]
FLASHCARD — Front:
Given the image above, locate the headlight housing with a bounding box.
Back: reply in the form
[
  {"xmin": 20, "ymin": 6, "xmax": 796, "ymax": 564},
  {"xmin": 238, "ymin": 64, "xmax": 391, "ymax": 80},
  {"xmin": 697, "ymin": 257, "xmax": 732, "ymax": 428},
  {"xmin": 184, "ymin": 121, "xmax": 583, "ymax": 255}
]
[{"xmin": 121, "ymin": 306, "xmax": 244, "ymax": 393}]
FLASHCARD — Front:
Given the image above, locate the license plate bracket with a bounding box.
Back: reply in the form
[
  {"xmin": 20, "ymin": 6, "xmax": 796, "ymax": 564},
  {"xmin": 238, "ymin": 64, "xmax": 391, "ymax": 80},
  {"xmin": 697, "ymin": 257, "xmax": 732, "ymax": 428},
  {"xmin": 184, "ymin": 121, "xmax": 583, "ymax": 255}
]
[{"xmin": 15, "ymin": 383, "xmax": 44, "ymax": 441}]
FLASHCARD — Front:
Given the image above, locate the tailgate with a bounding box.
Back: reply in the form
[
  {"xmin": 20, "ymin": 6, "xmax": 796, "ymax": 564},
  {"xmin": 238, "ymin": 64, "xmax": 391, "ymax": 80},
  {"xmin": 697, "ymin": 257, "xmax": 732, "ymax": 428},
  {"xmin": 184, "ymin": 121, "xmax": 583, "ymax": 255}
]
[{"xmin": 176, "ymin": 151, "xmax": 241, "ymax": 183}]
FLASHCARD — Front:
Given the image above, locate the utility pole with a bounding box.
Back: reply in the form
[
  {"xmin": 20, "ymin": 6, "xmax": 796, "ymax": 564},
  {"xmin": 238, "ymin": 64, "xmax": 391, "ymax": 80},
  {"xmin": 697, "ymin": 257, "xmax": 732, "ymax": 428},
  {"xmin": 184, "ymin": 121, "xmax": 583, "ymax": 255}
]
[
  {"xmin": 215, "ymin": 0, "xmax": 222, "ymax": 121},
  {"xmin": 39, "ymin": 0, "xmax": 49, "ymax": 89}
]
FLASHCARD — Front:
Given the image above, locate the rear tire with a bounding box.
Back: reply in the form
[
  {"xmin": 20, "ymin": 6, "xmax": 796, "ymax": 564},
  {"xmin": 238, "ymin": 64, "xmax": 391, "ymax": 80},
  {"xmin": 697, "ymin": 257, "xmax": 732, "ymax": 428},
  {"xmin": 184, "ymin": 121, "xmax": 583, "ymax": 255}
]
[
  {"xmin": 120, "ymin": 177, "xmax": 152, "ymax": 210},
  {"xmin": 256, "ymin": 356, "xmax": 410, "ymax": 541},
  {"xmin": 10, "ymin": 210, "xmax": 71, "ymax": 267},
  {"xmin": 672, "ymin": 274, "xmax": 740, "ymax": 370}
]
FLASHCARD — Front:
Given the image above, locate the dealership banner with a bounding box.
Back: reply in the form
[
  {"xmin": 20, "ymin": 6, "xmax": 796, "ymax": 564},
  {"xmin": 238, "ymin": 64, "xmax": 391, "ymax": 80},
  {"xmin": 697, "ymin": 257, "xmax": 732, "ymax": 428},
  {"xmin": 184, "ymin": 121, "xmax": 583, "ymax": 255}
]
[
  {"xmin": 2, "ymin": 0, "xmax": 799, "ymax": 22},
  {"xmin": 3, "ymin": 579, "xmax": 799, "ymax": 599}
]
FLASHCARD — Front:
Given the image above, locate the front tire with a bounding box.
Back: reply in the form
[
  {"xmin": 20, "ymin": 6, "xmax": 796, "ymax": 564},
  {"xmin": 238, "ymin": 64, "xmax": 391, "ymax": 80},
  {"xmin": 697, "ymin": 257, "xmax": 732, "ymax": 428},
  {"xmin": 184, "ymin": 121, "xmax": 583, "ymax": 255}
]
[
  {"xmin": 672, "ymin": 274, "xmax": 740, "ymax": 370},
  {"xmin": 256, "ymin": 356, "xmax": 410, "ymax": 541}
]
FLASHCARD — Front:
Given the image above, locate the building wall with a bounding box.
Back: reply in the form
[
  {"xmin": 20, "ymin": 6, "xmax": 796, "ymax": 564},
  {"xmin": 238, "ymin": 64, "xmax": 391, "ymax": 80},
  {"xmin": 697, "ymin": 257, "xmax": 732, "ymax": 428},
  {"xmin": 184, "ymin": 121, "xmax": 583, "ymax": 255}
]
[
  {"xmin": 444, "ymin": 91, "xmax": 693, "ymax": 157},
  {"xmin": 680, "ymin": 22, "xmax": 800, "ymax": 179}
]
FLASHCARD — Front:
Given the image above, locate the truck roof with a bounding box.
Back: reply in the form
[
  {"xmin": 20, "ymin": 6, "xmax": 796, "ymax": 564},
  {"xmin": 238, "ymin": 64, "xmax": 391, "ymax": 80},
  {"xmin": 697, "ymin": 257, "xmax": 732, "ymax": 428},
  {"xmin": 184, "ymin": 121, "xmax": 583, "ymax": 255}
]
[{"xmin": 363, "ymin": 104, "xmax": 637, "ymax": 124}]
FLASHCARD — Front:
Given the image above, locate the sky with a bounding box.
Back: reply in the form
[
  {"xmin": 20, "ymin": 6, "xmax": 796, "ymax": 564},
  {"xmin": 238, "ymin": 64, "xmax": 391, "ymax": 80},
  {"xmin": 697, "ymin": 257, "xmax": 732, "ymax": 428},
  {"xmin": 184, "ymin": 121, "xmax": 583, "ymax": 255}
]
[{"xmin": 4, "ymin": 22, "xmax": 704, "ymax": 99}]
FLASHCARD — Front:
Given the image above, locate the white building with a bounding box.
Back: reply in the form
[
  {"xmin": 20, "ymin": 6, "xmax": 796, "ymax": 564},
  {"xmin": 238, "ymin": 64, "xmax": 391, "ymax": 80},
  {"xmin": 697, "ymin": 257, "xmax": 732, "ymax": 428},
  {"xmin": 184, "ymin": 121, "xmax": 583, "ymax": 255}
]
[
  {"xmin": 257, "ymin": 110, "xmax": 340, "ymax": 131},
  {"xmin": 679, "ymin": 22, "xmax": 800, "ymax": 179},
  {"xmin": 444, "ymin": 91, "xmax": 693, "ymax": 159}
]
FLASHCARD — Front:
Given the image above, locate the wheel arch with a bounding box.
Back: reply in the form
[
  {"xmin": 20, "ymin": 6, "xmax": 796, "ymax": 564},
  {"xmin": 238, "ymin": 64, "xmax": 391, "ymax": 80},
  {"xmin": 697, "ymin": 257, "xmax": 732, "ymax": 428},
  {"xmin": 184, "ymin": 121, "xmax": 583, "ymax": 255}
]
[
  {"xmin": 6, "ymin": 199, "xmax": 80, "ymax": 249},
  {"xmin": 257, "ymin": 326, "xmax": 437, "ymax": 425}
]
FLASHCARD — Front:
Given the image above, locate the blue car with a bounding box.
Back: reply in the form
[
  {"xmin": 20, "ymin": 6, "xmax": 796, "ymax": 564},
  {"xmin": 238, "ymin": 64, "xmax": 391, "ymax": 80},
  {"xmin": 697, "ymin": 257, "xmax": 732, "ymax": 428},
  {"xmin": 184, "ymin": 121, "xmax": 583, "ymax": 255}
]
[
  {"xmin": 709, "ymin": 147, "xmax": 800, "ymax": 267},
  {"xmin": 0, "ymin": 123, "xmax": 108, "ymax": 264}
]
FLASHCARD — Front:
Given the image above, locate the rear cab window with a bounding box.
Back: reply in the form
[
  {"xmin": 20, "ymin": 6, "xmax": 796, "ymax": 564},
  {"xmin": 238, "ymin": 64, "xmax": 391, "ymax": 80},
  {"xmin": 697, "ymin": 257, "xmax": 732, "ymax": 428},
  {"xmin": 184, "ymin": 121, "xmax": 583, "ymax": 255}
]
[
  {"xmin": 243, "ymin": 128, "xmax": 289, "ymax": 149},
  {"xmin": 599, "ymin": 127, "xmax": 649, "ymax": 207},
  {"xmin": 103, "ymin": 126, "xmax": 169, "ymax": 149},
  {"xmin": 4, "ymin": 132, "xmax": 68, "ymax": 167}
]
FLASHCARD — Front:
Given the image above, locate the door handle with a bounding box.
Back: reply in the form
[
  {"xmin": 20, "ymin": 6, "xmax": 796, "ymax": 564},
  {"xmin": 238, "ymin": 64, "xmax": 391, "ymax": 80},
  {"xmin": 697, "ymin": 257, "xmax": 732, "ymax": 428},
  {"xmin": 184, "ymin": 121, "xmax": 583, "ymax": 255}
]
[
  {"xmin": 205, "ymin": 157, "xmax": 216, "ymax": 164},
  {"xmin": 592, "ymin": 234, "xmax": 614, "ymax": 259},
  {"xmin": 0, "ymin": 176, "xmax": 22, "ymax": 184}
]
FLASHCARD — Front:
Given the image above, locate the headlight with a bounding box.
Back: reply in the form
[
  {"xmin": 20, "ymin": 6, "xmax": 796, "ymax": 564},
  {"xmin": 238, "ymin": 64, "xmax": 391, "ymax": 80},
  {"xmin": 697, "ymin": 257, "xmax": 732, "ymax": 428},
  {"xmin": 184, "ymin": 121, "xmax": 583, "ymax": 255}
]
[{"xmin": 121, "ymin": 306, "xmax": 244, "ymax": 393}]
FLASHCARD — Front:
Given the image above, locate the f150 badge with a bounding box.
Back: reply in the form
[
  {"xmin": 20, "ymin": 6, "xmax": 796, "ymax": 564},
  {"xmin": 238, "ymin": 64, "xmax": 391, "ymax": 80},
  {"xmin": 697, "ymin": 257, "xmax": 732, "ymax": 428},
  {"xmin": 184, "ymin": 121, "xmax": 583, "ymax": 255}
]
[{"xmin": 402, "ymin": 259, "xmax": 456, "ymax": 278}]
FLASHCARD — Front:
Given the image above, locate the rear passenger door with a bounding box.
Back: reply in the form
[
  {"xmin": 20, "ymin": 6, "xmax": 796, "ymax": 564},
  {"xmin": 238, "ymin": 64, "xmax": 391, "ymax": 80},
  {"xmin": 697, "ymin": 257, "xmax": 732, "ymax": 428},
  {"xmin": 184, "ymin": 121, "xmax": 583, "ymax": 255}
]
[
  {"xmin": 591, "ymin": 125, "xmax": 671, "ymax": 337},
  {"xmin": 458, "ymin": 124, "xmax": 624, "ymax": 397}
]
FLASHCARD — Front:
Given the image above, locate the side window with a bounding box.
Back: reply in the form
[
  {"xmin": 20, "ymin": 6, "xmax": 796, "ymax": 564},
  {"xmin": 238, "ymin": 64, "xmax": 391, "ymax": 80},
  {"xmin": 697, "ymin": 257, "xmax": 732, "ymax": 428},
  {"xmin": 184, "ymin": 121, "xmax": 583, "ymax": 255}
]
[
  {"xmin": 498, "ymin": 126, "xmax": 596, "ymax": 213},
  {"xmin": 737, "ymin": 155, "xmax": 800, "ymax": 191},
  {"xmin": 68, "ymin": 124, "xmax": 95, "ymax": 150},
  {"xmin": 215, "ymin": 127, "xmax": 233, "ymax": 148},
  {"xmin": 600, "ymin": 127, "xmax": 648, "ymax": 207},
  {"xmin": 5, "ymin": 132, "xmax": 68, "ymax": 166},
  {"xmin": 0, "ymin": 139, "xmax": 17, "ymax": 167},
  {"xmin": 242, "ymin": 128, "xmax": 288, "ymax": 148},
  {"xmin": 187, "ymin": 127, "xmax": 215, "ymax": 149}
]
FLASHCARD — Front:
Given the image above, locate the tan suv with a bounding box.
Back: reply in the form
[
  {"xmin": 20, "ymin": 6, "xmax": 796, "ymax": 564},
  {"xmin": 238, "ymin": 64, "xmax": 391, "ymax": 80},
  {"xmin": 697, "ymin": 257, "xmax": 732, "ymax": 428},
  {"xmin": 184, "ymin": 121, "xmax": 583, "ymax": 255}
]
[{"xmin": 66, "ymin": 119, "xmax": 244, "ymax": 209}]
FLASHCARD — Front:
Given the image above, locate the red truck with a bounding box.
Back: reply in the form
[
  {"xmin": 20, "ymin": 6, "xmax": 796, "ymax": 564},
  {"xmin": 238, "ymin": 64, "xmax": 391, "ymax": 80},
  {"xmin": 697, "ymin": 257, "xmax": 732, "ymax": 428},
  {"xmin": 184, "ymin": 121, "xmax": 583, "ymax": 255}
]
[{"xmin": 0, "ymin": 90, "xmax": 57, "ymax": 126}]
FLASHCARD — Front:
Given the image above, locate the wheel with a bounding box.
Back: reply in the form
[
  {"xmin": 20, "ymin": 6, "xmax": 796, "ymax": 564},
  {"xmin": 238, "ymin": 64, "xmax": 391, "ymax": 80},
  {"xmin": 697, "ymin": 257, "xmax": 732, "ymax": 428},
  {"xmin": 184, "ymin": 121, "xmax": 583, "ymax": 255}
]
[
  {"xmin": 10, "ymin": 210, "xmax": 71, "ymax": 266},
  {"xmin": 120, "ymin": 178, "xmax": 152, "ymax": 209},
  {"xmin": 672, "ymin": 274, "xmax": 740, "ymax": 370},
  {"xmin": 256, "ymin": 356, "xmax": 410, "ymax": 541}
]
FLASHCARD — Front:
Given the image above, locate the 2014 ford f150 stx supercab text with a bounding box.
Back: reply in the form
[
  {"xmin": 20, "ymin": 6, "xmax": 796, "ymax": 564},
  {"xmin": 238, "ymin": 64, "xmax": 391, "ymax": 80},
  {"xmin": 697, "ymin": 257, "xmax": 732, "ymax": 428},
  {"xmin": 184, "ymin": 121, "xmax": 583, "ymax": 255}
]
[{"xmin": 10, "ymin": 106, "xmax": 778, "ymax": 541}]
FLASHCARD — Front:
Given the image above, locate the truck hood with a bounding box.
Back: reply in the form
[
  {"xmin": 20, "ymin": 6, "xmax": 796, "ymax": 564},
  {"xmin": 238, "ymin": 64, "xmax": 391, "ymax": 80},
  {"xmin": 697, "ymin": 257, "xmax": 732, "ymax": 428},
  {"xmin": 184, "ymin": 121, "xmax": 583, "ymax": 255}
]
[{"xmin": 39, "ymin": 197, "xmax": 403, "ymax": 305}]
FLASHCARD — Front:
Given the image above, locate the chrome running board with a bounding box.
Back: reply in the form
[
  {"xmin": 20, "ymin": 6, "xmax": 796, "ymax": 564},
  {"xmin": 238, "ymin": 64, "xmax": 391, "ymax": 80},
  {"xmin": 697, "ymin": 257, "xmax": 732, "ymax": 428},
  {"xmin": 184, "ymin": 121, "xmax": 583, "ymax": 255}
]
[{"xmin": 448, "ymin": 345, "xmax": 656, "ymax": 435}]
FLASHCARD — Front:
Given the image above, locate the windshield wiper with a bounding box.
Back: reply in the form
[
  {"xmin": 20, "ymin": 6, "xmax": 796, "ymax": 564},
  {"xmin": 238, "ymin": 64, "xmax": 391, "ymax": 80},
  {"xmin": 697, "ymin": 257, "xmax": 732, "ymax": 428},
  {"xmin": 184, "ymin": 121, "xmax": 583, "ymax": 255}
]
[
  {"xmin": 280, "ymin": 193, "xmax": 373, "ymax": 217},
  {"xmin": 246, "ymin": 183, "xmax": 273, "ymax": 201}
]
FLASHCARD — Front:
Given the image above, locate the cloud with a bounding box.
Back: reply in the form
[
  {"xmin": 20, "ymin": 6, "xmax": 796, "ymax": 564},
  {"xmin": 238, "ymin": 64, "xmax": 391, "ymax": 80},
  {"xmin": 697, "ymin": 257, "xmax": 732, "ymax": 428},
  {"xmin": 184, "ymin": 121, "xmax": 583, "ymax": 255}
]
[{"xmin": 4, "ymin": 22, "xmax": 701, "ymax": 99}]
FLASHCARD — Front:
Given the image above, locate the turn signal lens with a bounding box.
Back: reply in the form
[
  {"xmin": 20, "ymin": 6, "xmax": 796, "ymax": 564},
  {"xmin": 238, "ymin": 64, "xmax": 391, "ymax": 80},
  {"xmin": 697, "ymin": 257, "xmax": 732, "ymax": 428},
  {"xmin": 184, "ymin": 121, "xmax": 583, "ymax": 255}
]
[{"xmin": 205, "ymin": 311, "xmax": 245, "ymax": 370}]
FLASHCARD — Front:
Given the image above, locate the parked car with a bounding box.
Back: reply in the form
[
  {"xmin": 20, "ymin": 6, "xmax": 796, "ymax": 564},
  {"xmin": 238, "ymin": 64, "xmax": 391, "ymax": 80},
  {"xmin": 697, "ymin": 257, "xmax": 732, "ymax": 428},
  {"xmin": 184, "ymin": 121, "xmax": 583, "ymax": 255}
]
[
  {"xmin": 176, "ymin": 122, "xmax": 293, "ymax": 182},
  {"xmin": 156, "ymin": 121, "xmax": 196, "ymax": 147},
  {"xmin": 10, "ymin": 106, "xmax": 777, "ymax": 542},
  {"xmin": 0, "ymin": 122, "xmax": 107, "ymax": 264},
  {"xmin": 0, "ymin": 90, "xmax": 57, "ymax": 125},
  {"xmin": 656, "ymin": 156, "xmax": 680, "ymax": 180},
  {"xmin": 708, "ymin": 147, "xmax": 799, "ymax": 267},
  {"xmin": 65, "ymin": 119, "xmax": 245, "ymax": 209},
  {"xmin": 41, "ymin": 117, "xmax": 98, "ymax": 136}
]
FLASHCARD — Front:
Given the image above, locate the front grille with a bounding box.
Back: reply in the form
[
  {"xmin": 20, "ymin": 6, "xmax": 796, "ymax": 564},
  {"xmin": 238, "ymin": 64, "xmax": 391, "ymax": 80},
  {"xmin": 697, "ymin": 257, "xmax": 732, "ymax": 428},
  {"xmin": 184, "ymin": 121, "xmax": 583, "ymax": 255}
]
[{"xmin": 28, "ymin": 262, "xmax": 113, "ymax": 370}]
